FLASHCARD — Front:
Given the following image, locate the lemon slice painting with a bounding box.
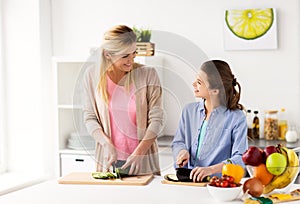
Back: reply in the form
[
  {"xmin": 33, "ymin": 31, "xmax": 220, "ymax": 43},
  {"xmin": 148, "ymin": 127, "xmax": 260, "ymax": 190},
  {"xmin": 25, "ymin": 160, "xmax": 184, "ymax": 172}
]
[{"xmin": 225, "ymin": 8, "xmax": 274, "ymax": 40}]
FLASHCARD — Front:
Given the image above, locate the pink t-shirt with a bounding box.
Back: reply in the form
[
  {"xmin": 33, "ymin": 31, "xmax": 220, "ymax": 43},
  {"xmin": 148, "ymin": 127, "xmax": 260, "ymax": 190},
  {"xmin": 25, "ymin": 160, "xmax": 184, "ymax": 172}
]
[{"xmin": 107, "ymin": 76, "xmax": 138, "ymax": 160}]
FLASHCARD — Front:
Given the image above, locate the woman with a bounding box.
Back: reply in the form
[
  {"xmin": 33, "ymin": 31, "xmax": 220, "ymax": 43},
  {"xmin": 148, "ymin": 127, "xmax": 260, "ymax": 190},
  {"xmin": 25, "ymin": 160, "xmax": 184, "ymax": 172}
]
[
  {"xmin": 82, "ymin": 25, "xmax": 163, "ymax": 175},
  {"xmin": 172, "ymin": 60, "xmax": 248, "ymax": 182}
]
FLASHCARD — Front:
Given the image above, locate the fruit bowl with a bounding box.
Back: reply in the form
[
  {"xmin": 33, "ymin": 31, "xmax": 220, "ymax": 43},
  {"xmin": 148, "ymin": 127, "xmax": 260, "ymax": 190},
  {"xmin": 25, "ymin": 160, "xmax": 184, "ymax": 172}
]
[
  {"xmin": 207, "ymin": 184, "xmax": 242, "ymax": 201},
  {"xmin": 246, "ymin": 165, "xmax": 299, "ymax": 194},
  {"xmin": 242, "ymin": 144, "xmax": 300, "ymax": 195}
]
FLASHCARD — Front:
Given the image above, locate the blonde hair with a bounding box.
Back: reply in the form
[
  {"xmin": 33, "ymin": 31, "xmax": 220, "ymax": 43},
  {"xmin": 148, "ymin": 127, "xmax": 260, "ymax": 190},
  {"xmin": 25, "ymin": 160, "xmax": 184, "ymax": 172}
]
[{"xmin": 97, "ymin": 25, "xmax": 141, "ymax": 104}]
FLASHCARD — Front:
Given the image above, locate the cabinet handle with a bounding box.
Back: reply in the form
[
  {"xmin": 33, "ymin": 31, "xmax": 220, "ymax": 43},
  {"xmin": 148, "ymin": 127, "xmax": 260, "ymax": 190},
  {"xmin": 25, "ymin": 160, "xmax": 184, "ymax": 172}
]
[{"xmin": 75, "ymin": 159, "xmax": 84, "ymax": 162}]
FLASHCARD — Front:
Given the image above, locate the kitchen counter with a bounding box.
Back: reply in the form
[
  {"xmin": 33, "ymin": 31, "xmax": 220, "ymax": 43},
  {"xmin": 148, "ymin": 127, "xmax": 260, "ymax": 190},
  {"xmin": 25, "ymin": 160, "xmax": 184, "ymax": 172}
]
[
  {"xmin": 248, "ymin": 139, "xmax": 300, "ymax": 149},
  {"xmin": 0, "ymin": 176, "xmax": 300, "ymax": 204}
]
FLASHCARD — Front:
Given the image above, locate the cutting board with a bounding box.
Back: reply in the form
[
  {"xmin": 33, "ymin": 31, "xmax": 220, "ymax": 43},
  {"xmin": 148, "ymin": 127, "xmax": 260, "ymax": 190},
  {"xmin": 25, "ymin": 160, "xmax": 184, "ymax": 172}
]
[
  {"xmin": 161, "ymin": 179, "xmax": 208, "ymax": 187},
  {"xmin": 244, "ymin": 189, "xmax": 300, "ymax": 203},
  {"xmin": 58, "ymin": 172, "xmax": 153, "ymax": 186}
]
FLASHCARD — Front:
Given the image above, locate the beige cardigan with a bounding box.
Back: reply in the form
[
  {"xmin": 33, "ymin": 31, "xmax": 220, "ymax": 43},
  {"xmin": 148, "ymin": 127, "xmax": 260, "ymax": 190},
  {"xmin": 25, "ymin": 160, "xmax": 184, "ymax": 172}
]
[{"xmin": 82, "ymin": 64, "xmax": 163, "ymax": 175}]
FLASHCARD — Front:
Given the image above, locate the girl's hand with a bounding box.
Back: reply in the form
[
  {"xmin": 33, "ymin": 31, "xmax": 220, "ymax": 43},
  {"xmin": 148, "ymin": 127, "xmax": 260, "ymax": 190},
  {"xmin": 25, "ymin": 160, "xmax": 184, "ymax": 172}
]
[
  {"xmin": 121, "ymin": 154, "xmax": 144, "ymax": 175},
  {"xmin": 103, "ymin": 142, "xmax": 117, "ymax": 170},
  {"xmin": 176, "ymin": 149, "xmax": 190, "ymax": 167},
  {"xmin": 190, "ymin": 166, "xmax": 212, "ymax": 182}
]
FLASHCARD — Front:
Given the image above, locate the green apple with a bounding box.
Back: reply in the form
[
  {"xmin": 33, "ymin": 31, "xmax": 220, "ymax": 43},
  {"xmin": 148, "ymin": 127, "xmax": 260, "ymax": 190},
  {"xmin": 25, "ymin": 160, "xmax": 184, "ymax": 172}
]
[{"xmin": 266, "ymin": 152, "xmax": 287, "ymax": 175}]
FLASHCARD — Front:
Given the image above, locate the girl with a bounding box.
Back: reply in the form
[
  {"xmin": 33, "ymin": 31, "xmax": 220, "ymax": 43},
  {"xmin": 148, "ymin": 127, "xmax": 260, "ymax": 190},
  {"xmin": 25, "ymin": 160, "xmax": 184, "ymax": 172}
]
[{"xmin": 172, "ymin": 60, "xmax": 248, "ymax": 182}]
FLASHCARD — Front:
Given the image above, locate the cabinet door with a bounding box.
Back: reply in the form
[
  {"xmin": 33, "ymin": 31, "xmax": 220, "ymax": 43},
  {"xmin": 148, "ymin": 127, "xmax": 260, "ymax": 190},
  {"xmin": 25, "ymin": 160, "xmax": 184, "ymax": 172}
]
[{"xmin": 60, "ymin": 154, "xmax": 95, "ymax": 176}]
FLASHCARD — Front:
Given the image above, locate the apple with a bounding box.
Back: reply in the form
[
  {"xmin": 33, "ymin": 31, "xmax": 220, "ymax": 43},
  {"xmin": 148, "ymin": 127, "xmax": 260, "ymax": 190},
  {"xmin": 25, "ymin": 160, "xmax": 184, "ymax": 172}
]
[
  {"xmin": 266, "ymin": 152, "xmax": 287, "ymax": 175},
  {"xmin": 242, "ymin": 146, "xmax": 264, "ymax": 166},
  {"xmin": 263, "ymin": 145, "xmax": 278, "ymax": 163}
]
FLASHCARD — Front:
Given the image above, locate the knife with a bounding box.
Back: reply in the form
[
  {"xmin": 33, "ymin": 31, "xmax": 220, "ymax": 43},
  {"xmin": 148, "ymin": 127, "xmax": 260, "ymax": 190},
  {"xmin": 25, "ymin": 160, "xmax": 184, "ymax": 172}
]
[{"xmin": 112, "ymin": 162, "xmax": 116, "ymax": 173}]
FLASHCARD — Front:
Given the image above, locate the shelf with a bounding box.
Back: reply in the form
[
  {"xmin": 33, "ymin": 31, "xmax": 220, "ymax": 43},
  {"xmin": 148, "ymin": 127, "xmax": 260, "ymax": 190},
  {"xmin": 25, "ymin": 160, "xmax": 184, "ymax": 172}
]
[
  {"xmin": 52, "ymin": 57, "xmax": 88, "ymax": 63},
  {"xmin": 54, "ymin": 58, "xmax": 94, "ymax": 176},
  {"xmin": 248, "ymin": 139, "xmax": 300, "ymax": 149},
  {"xmin": 57, "ymin": 105, "xmax": 82, "ymax": 109},
  {"xmin": 59, "ymin": 148, "xmax": 95, "ymax": 155},
  {"xmin": 157, "ymin": 135, "xmax": 173, "ymax": 147}
]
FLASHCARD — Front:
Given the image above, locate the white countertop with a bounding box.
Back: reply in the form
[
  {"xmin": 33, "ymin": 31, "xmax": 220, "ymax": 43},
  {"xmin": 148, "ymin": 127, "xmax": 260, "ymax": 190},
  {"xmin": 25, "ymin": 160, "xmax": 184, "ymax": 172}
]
[{"xmin": 0, "ymin": 176, "xmax": 300, "ymax": 204}]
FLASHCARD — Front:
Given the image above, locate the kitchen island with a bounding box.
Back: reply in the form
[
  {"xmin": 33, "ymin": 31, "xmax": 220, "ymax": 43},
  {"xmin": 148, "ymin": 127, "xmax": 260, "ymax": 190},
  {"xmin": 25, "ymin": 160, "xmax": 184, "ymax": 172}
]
[{"xmin": 0, "ymin": 175, "xmax": 300, "ymax": 204}]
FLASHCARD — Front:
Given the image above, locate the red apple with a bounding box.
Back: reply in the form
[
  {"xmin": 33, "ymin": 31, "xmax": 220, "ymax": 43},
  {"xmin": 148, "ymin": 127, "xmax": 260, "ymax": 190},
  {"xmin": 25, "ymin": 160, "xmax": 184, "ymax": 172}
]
[
  {"xmin": 242, "ymin": 146, "xmax": 263, "ymax": 166},
  {"xmin": 263, "ymin": 145, "xmax": 278, "ymax": 162}
]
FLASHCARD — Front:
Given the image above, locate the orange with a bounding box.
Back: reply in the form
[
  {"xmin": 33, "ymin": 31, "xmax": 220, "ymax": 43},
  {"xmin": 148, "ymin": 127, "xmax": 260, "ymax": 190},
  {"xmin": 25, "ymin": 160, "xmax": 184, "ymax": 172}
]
[{"xmin": 253, "ymin": 163, "xmax": 274, "ymax": 185}]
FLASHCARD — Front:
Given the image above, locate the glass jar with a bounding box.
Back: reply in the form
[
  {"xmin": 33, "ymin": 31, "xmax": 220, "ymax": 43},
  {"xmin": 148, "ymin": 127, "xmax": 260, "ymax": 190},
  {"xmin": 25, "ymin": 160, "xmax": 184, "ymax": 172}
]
[
  {"xmin": 264, "ymin": 110, "xmax": 278, "ymax": 140},
  {"xmin": 278, "ymin": 108, "xmax": 288, "ymax": 140},
  {"xmin": 285, "ymin": 125, "xmax": 298, "ymax": 143},
  {"xmin": 252, "ymin": 110, "xmax": 260, "ymax": 139}
]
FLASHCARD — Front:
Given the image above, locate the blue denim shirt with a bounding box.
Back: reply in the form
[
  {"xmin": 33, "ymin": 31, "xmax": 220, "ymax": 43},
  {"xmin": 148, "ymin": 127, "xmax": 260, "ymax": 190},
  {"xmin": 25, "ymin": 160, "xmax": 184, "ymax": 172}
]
[{"xmin": 172, "ymin": 100, "xmax": 248, "ymax": 171}]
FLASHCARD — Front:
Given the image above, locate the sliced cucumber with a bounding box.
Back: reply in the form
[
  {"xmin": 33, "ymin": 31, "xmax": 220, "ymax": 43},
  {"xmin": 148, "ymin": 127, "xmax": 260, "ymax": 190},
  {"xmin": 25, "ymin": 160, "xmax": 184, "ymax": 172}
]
[{"xmin": 92, "ymin": 172, "xmax": 117, "ymax": 179}]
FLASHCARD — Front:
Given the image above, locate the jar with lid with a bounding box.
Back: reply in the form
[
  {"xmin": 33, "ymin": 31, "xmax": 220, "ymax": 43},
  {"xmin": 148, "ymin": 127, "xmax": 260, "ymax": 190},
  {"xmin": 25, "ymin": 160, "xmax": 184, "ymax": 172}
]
[
  {"xmin": 264, "ymin": 110, "xmax": 278, "ymax": 140},
  {"xmin": 285, "ymin": 125, "xmax": 298, "ymax": 143}
]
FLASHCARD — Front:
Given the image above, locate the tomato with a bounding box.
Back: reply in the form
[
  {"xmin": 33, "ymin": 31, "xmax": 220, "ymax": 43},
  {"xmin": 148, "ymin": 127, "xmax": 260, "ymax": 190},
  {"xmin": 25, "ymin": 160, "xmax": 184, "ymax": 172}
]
[
  {"xmin": 222, "ymin": 160, "xmax": 245, "ymax": 183},
  {"xmin": 225, "ymin": 175, "xmax": 235, "ymax": 183},
  {"xmin": 209, "ymin": 176, "xmax": 218, "ymax": 182},
  {"xmin": 215, "ymin": 179, "xmax": 221, "ymax": 187},
  {"xmin": 220, "ymin": 180, "xmax": 229, "ymax": 187},
  {"xmin": 229, "ymin": 183, "xmax": 237, "ymax": 187}
]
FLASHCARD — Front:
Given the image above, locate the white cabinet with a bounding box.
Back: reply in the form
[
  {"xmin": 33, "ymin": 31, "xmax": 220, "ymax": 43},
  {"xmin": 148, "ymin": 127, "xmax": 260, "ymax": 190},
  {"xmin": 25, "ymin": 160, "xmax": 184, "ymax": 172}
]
[
  {"xmin": 53, "ymin": 58, "xmax": 96, "ymax": 176},
  {"xmin": 60, "ymin": 151, "xmax": 95, "ymax": 176}
]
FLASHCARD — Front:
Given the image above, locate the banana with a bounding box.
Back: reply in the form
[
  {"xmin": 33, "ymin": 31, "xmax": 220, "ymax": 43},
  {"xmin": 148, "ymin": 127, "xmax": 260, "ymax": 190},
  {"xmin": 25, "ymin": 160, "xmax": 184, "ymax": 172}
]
[
  {"xmin": 276, "ymin": 148, "xmax": 299, "ymax": 189},
  {"xmin": 263, "ymin": 146, "xmax": 299, "ymax": 194}
]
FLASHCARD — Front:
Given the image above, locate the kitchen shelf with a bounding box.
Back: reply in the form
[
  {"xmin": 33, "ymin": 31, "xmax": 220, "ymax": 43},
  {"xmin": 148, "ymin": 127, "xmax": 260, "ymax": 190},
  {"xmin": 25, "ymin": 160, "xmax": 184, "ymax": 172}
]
[
  {"xmin": 53, "ymin": 57, "xmax": 94, "ymax": 176},
  {"xmin": 157, "ymin": 135, "xmax": 173, "ymax": 147},
  {"xmin": 57, "ymin": 105, "xmax": 82, "ymax": 109},
  {"xmin": 59, "ymin": 149, "xmax": 95, "ymax": 155},
  {"xmin": 248, "ymin": 138, "xmax": 300, "ymax": 149}
]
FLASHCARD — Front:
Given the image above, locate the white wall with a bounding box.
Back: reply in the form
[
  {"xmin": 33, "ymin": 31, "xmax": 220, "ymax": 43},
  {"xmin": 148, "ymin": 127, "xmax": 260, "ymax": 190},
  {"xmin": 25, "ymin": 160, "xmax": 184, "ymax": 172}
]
[
  {"xmin": 51, "ymin": 0, "xmax": 300, "ymax": 135},
  {"xmin": 0, "ymin": 0, "xmax": 7, "ymax": 173},
  {"xmin": 2, "ymin": 0, "xmax": 53, "ymax": 176}
]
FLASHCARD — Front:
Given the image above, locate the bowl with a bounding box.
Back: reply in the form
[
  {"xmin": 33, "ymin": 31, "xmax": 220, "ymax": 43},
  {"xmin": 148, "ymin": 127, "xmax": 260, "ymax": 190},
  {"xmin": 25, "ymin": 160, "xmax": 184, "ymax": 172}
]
[
  {"xmin": 246, "ymin": 165, "xmax": 299, "ymax": 194},
  {"xmin": 207, "ymin": 184, "xmax": 242, "ymax": 202}
]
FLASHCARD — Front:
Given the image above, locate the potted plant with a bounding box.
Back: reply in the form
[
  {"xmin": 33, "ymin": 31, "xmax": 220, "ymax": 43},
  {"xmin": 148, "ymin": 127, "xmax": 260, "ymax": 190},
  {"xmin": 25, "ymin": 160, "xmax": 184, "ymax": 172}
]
[{"xmin": 133, "ymin": 26, "xmax": 155, "ymax": 56}]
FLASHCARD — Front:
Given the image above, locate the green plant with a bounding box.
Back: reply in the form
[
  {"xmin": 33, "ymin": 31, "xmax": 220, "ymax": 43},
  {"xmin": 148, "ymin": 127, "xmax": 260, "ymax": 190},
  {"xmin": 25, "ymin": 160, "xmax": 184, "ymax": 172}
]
[{"xmin": 133, "ymin": 26, "xmax": 152, "ymax": 42}]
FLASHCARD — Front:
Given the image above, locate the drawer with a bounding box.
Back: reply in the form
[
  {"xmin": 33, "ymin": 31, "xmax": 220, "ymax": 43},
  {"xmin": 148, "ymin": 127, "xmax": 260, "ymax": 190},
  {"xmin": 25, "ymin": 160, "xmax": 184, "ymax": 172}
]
[{"xmin": 60, "ymin": 154, "xmax": 95, "ymax": 176}]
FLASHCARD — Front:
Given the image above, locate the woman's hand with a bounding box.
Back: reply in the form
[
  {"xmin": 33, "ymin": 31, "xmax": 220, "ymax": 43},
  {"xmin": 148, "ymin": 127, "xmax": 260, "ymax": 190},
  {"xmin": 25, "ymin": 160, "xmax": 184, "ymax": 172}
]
[
  {"xmin": 121, "ymin": 153, "xmax": 144, "ymax": 175},
  {"xmin": 103, "ymin": 142, "xmax": 117, "ymax": 170},
  {"xmin": 176, "ymin": 149, "xmax": 190, "ymax": 167},
  {"xmin": 190, "ymin": 166, "xmax": 212, "ymax": 182}
]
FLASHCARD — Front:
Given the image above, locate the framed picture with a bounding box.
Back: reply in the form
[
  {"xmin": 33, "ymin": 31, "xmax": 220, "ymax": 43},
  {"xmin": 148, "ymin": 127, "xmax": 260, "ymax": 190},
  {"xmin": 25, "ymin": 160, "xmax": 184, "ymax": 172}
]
[{"xmin": 223, "ymin": 8, "xmax": 277, "ymax": 51}]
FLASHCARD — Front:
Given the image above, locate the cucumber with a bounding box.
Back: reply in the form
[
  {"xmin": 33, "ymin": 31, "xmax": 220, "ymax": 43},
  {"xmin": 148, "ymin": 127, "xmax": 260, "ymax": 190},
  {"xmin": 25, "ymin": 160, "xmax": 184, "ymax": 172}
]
[
  {"xmin": 92, "ymin": 166, "xmax": 131, "ymax": 180},
  {"xmin": 92, "ymin": 172, "xmax": 117, "ymax": 179},
  {"xmin": 115, "ymin": 167, "xmax": 132, "ymax": 178}
]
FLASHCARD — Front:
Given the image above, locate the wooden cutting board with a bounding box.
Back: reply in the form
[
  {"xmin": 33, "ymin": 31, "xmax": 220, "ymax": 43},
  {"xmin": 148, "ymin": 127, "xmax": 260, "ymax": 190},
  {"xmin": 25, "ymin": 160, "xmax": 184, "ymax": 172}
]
[
  {"xmin": 58, "ymin": 172, "xmax": 153, "ymax": 186},
  {"xmin": 161, "ymin": 179, "xmax": 208, "ymax": 187}
]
